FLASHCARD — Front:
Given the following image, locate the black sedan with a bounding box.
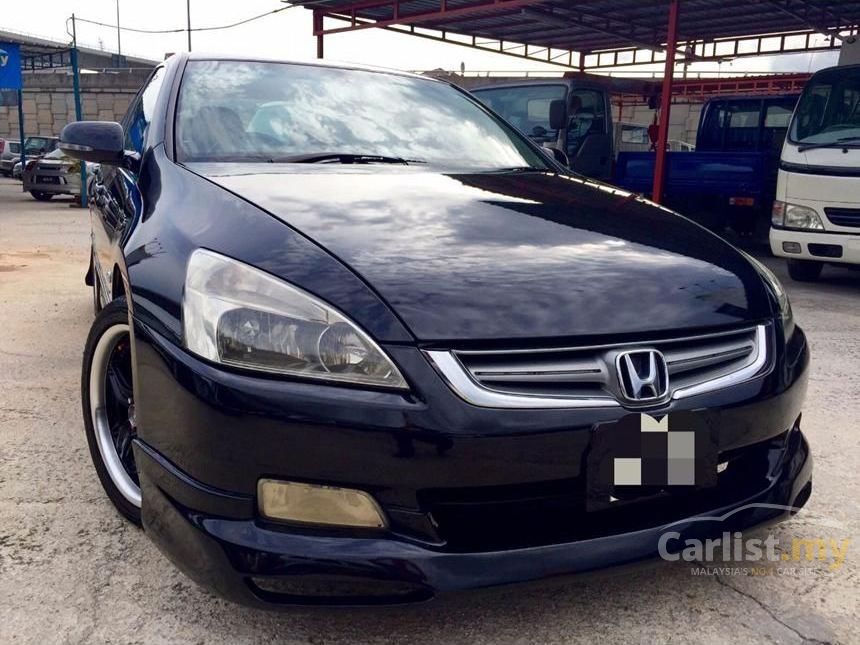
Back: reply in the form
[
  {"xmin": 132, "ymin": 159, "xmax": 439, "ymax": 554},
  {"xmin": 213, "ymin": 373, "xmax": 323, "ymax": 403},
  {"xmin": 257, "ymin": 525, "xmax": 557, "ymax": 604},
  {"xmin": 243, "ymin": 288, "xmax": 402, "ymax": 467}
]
[{"xmin": 61, "ymin": 54, "xmax": 811, "ymax": 607}]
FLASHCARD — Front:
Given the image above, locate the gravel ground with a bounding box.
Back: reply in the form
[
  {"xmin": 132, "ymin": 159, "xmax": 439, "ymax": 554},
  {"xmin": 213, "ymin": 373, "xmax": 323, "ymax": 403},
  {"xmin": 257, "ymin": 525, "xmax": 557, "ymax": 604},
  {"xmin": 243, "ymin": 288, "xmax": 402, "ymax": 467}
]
[{"xmin": 0, "ymin": 176, "xmax": 858, "ymax": 644}]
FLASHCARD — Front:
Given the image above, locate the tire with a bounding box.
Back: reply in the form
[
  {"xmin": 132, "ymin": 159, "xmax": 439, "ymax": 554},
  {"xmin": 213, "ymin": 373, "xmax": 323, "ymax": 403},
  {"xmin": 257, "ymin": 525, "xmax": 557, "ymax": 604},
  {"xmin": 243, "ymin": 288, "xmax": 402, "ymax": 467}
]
[
  {"xmin": 81, "ymin": 298, "xmax": 142, "ymax": 525},
  {"xmin": 30, "ymin": 190, "xmax": 54, "ymax": 201},
  {"xmin": 787, "ymin": 259, "xmax": 824, "ymax": 282}
]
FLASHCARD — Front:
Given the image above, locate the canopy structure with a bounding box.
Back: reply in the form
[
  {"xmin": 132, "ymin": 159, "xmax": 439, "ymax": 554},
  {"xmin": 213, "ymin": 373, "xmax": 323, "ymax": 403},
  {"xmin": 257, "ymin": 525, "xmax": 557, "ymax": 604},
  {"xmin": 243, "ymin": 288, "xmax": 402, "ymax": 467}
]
[{"xmin": 289, "ymin": 0, "xmax": 860, "ymax": 202}]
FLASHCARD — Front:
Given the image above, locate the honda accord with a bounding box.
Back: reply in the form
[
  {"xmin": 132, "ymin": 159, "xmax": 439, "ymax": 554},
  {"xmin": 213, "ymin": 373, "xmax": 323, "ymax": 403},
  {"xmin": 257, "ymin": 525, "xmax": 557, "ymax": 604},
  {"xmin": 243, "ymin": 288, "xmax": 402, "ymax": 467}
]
[{"xmin": 60, "ymin": 54, "xmax": 811, "ymax": 606}]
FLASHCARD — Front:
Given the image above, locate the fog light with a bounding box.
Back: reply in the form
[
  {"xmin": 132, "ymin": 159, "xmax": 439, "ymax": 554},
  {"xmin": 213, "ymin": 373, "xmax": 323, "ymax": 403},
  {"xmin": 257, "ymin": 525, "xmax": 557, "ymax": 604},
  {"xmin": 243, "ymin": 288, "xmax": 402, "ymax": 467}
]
[
  {"xmin": 258, "ymin": 479, "xmax": 387, "ymax": 529},
  {"xmin": 782, "ymin": 241, "xmax": 802, "ymax": 254}
]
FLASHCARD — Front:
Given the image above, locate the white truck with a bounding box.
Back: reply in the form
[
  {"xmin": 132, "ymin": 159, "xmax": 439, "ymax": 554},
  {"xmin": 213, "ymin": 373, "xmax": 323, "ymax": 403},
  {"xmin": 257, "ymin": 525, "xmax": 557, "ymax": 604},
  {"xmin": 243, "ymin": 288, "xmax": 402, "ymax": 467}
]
[{"xmin": 771, "ymin": 63, "xmax": 860, "ymax": 281}]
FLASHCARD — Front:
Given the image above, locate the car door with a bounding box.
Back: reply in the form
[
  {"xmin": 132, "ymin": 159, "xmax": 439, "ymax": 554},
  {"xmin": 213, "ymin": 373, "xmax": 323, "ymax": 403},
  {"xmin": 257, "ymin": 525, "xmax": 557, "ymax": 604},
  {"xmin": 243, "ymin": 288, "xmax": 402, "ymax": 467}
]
[{"xmin": 91, "ymin": 66, "xmax": 165, "ymax": 302}]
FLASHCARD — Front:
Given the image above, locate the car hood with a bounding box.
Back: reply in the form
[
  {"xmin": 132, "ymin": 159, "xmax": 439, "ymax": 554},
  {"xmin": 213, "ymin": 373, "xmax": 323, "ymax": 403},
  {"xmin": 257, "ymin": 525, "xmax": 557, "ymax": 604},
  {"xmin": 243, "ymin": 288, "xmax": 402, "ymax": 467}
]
[{"xmin": 191, "ymin": 165, "xmax": 771, "ymax": 343}]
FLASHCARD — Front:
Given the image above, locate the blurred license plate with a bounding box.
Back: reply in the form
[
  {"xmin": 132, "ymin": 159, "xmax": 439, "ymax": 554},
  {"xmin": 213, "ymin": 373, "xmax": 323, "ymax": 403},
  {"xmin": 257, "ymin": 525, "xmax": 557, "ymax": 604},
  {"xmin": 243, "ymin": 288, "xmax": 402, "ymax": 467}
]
[
  {"xmin": 587, "ymin": 411, "xmax": 718, "ymax": 511},
  {"xmin": 37, "ymin": 176, "xmax": 59, "ymax": 184}
]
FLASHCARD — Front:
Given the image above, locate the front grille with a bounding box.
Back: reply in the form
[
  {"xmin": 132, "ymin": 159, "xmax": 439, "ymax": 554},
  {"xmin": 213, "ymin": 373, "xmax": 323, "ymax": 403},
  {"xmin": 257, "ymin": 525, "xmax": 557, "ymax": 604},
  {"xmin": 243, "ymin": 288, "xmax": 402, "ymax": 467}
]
[
  {"xmin": 450, "ymin": 325, "xmax": 765, "ymax": 405},
  {"xmin": 824, "ymin": 207, "xmax": 860, "ymax": 228}
]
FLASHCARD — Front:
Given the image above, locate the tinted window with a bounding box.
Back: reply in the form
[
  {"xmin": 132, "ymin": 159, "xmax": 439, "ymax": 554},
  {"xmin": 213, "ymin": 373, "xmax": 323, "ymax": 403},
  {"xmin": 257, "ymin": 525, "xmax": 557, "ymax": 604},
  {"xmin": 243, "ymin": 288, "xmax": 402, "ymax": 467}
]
[
  {"xmin": 9, "ymin": 142, "xmax": 20, "ymax": 153},
  {"xmin": 124, "ymin": 66, "xmax": 166, "ymax": 154},
  {"xmin": 175, "ymin": 61, "xmax": 548, "ymax": 170}
]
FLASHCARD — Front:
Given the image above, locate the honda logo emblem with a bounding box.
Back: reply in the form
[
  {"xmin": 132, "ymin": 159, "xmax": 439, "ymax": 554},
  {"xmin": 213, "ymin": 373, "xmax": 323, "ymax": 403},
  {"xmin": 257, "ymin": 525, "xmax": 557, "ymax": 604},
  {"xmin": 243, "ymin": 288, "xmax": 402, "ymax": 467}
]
[{"xmin": 616, "ymin": 349, "xmax": 669, "ymax": 403}]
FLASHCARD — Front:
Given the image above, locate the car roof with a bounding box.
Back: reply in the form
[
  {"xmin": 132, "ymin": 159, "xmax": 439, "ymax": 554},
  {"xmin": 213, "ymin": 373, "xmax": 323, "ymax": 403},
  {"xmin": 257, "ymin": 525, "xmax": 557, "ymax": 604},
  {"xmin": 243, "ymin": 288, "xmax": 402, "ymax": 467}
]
[{"xmin": 179, "ymin": 53, "xmax": 436, "ymax": 83}]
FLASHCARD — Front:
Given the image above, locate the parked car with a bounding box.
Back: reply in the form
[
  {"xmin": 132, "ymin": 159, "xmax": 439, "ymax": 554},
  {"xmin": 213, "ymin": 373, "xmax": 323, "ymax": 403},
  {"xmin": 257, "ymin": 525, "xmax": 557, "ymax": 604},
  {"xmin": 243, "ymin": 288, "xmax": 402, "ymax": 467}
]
[
  {"xmin": 22, "ymin": 148, "xmax": 89, "ymax": 201},
  {"xmin": 12, "ymin": 160, "xmax": 22, "ymax": 179},
  {"xmin": 61, "ymin": 54, "xmax": 810, "ymax": 607},
  {"xmin": 0, "ymin": 138, "xmax": 22, "ymax": 176}
]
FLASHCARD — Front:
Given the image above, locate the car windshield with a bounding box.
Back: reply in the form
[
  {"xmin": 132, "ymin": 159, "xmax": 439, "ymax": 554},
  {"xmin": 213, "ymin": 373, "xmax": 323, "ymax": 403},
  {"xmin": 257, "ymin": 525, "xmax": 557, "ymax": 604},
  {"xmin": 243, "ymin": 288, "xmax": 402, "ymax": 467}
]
[
  {"xmin": 472, "ymin": 84, "xmax": 567, "ymax": 140},
  {"xmin": 24, "ymin": 137, "xmax": 55, "ymax": 155},
  {"xmin": 175, "ymin": 60, "xmax": 548, "ymax": 170},
  {"xmin": 790, "ymin": 66, "xmax": 860, "ymax": 146}
]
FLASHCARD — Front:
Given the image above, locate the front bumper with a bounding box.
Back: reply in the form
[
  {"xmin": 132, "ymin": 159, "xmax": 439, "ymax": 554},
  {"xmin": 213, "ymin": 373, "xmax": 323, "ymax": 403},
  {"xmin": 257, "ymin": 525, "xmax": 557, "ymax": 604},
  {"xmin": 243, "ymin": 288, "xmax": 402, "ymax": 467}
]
[
  {"xmin": 132, "ymin": 320, "xmax": 810, "ymax": 606},
  {"xmin": 771, "ymin": 227, "xmax": 860, "ymax": 265}
]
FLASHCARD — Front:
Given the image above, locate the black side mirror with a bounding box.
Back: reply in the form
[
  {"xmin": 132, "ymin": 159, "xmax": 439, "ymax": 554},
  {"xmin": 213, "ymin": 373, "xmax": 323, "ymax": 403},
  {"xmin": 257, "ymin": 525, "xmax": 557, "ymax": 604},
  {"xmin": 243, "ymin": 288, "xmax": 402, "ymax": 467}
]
[
  {"xmin": 543, "ymin": 145, "xmax": 569, "ymax": 167},
  {"xmin": 60, "ymin": 121, "xmax": 124, "ymax": 164},
  {"xmin": 549, "ymin": 99, "xmax": 568, "ymax": 131}
]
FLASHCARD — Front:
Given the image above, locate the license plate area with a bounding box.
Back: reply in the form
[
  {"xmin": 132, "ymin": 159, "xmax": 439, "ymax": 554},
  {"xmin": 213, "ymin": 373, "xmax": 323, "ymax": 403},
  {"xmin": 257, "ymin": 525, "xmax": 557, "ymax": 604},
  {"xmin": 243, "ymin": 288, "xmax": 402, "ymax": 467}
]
[
  {"xmin": 37, "ymin": 175, "xmax": 59, "ymax": 184},
  {"xmin": 587, "ymin": 411, "xmax": 718, "ymax": 511}
]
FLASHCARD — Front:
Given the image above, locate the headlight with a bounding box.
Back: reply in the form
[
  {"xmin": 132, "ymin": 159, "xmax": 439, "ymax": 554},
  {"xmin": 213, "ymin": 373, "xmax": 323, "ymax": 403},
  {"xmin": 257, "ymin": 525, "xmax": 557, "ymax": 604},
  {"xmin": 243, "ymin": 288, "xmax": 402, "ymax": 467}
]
[
  {"xmin": 772, "ymin": 200, "xmax": 824, "ymax": 230},
  {"xmin": 183, "ymin": 249, "xmax": 407, "ymax": 389},
  {"xmin": 744, "ymin": 253, "xmax": 794, "ymax": 337}
]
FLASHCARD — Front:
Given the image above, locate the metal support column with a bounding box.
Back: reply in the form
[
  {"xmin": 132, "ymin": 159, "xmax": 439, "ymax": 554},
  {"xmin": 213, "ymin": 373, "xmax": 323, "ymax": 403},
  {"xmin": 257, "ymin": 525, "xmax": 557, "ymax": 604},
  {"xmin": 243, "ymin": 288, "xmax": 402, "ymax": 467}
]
[
  {"xmin": 314, "ymin": 9, "xmax": 324, "ymax": 59},
  {"xmin": 652, "ymin": 0, "xmax": 680, "ymax": 204},
  {"xmin": 71, "ymin": 14, "xmax": 87, "ymax": 208}
]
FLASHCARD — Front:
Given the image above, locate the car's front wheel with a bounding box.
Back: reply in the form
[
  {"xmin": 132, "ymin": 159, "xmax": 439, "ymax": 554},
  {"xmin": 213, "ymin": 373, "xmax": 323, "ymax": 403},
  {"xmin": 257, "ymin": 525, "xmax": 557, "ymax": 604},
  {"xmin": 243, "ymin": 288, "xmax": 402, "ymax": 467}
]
[
  {"xmin": 787, "ymin": 259, "xmax": 823, "ymax": 282},
  {"xmin": 30, "ymin": 190, "xmax": 54, "ymax": 201},
  {"xmin": 81, "ymin": 298, "xmax": 142, "ymax": 525}
]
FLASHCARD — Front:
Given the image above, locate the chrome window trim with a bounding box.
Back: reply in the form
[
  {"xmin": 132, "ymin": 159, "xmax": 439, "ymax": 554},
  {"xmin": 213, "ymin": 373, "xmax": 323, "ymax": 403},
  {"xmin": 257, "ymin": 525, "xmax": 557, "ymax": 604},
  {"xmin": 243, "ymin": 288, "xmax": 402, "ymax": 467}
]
[{"xmin": 425, "ymin": 324, "xmax": 769, "ymax": 410}]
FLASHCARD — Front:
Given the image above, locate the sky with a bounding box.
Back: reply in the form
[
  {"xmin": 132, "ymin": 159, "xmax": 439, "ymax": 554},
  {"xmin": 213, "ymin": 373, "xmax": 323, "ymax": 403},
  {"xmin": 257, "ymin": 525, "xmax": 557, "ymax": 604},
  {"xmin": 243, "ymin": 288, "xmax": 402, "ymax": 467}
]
[{"xmin": 1, "ymin": 0, "xmax": 840, "ymax": 75}]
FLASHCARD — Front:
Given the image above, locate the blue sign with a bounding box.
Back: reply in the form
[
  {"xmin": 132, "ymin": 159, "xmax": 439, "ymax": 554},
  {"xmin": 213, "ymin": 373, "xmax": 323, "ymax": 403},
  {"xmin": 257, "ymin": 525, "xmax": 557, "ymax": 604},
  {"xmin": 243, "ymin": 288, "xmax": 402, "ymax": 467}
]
[{"xmin": 0, "ymin": 42, "xmax": 22, "ymax": 90}]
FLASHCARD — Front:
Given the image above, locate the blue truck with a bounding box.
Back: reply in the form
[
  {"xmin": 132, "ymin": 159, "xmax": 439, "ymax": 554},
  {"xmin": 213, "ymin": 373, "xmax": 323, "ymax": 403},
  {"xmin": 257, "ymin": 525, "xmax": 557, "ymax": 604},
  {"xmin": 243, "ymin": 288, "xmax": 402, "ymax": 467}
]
[
  {"xmin": 614, "ymin": 94, "xmax": 799, "ymax": 236},
  {"xmin": 472, "ymin": 78, "xmax": 798, "ymax": 236}
]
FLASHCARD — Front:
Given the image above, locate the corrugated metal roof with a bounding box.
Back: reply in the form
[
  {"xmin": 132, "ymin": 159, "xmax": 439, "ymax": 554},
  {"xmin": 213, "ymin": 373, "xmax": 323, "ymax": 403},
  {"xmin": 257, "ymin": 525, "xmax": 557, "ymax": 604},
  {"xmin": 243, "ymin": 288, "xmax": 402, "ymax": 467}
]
[{"xmin": 289, "ymin": 0, "xmax": 860, "ymax": 55}]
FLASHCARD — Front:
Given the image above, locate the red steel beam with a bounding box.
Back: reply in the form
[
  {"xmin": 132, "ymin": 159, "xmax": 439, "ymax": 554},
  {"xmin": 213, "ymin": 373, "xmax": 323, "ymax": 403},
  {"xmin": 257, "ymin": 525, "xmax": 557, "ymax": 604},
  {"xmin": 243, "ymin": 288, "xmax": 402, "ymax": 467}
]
[
  {"xmin": 314, "ymin": 0, "xmax": 547, "ymax": 36},
  {"xmin": 652, "ymin": 0, "xmax": 679, "ymax": 205}
]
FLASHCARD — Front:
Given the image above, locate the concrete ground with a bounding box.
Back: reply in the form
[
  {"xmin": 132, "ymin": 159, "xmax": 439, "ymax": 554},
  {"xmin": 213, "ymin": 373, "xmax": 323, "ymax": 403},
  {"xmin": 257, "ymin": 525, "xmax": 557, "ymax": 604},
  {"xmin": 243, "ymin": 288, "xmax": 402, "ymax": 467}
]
[{"xmin": 0, "ymin": 175, "xmax": 857, "ymax": 644}]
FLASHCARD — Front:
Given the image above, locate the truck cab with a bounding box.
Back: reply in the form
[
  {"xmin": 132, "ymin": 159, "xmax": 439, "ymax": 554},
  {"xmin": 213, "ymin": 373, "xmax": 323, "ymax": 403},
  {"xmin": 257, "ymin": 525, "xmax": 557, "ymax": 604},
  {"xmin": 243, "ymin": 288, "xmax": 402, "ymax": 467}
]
[
  {"xmin": 471, "ymin": 79, "xmax": 613, "ymax": 180},
  {"xmin": 771, "ymin": 64, "xmax": 860, "ymax": 281}
]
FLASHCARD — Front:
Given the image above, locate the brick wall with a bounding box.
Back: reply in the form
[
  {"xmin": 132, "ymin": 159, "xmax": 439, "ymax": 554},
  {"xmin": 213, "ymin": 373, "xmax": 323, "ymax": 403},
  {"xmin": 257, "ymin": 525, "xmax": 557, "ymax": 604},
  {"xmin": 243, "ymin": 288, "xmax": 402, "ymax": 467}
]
[{"xmin": 0, "ymin": 70, "xmax": 150, "ymax": 139}]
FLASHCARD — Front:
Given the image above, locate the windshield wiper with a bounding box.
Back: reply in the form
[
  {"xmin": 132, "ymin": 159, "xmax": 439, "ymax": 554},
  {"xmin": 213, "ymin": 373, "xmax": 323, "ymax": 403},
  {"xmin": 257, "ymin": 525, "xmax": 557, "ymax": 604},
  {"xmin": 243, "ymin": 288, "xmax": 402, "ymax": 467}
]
[
  {"xmin": 273, "ymin": 153, "xmax": 426, "ymax": 165},
  {"xmin": 798, "ymin": 136, "xmax": 860, "ymax": 153}
]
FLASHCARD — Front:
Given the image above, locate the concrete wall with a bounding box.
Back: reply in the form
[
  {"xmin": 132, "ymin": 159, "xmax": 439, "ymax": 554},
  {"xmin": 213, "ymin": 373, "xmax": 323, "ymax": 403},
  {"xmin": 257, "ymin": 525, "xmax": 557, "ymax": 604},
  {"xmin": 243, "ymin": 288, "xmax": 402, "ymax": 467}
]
[{"xmin": 0, "ymin": 70, "xmax": 150, "ymax": 139}]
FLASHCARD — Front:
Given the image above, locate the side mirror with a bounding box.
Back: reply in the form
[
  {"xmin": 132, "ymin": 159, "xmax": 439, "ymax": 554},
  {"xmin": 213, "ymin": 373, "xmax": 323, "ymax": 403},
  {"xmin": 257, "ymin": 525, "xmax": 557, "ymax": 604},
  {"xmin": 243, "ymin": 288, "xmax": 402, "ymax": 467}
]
[
  {"xmin": 543, "ymin": 144, "xmax": 569, "ymax": 167},
  {"xmin": 549, "ymin": 99, "xmax": 568, "ymax": 131},
  {"xmin": 60, "ymin": 121, "xmax": 124, "ymax": 164}
]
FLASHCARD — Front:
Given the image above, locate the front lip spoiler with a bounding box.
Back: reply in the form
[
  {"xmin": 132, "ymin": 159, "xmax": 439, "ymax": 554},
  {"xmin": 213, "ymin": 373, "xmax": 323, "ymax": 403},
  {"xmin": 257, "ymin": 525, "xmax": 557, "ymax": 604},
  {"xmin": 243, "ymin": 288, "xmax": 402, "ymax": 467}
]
[{"xmin": 137, "ymin": 426, "xmax": 811, "ymax": 607}]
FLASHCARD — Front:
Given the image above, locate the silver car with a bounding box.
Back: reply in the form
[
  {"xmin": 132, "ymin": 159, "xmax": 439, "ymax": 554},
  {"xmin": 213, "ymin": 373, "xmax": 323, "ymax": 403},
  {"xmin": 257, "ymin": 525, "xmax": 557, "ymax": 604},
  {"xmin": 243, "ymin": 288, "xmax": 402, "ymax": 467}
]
[
  {"xmin": 22, "ymin": 148, "xmax": 87, "ymax": 201},
  {"xmin": 0, "ymin": 138, "xmax": 21, "ymax": 176}
]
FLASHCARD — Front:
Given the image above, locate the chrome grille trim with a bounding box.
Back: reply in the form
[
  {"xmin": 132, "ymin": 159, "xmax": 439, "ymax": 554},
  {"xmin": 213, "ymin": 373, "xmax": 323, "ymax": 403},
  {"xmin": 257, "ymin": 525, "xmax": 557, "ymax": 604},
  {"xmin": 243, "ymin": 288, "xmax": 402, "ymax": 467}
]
[
  {"xmin": 425, "ymin": 325, "xmax": 769, "ymax": 409},
  {"xmin": 426, "ymin": 351, "xmax": 620, "ymax": 409}
]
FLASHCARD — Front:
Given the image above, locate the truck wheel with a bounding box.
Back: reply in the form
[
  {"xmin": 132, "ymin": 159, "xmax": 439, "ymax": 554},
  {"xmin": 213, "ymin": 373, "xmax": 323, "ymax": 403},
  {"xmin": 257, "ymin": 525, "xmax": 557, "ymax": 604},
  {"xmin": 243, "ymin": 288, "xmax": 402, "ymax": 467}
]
[
  {"xmin": 787, "ymin": 260, "xmax": 823, "ymax": 282},
  {"xmin": 30, "ymin": 191, "xmax": 54, "ymax": 201}
]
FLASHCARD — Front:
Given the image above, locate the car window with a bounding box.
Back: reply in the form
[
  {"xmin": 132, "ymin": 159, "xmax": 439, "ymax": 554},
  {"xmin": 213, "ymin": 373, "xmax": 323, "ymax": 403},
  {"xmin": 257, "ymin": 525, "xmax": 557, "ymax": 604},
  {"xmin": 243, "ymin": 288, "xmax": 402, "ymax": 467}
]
[
  {"xmin": 567, "ymin": 89, "xmax": 606, "ymax": 156},
  {"xmin": 764, "ymin": 104, "xmax": 793, "ymax": 128},
  {"xmin": 124, "ymin": 66, "xmax": 166, "ymax": 154},
  {"xmin": 175, "ymin": 61, "xmax": 548, "ymax": 171},
  {"xmin": 471, "ymin": 84, "xmax": 567, "ymax": 141},
  {"xmin": 9, "ymin": 142, "xmax": 20, "ymax": 154},
  {"xmin": 24, "ymin": 137, "xmax": 55, "ymax": 155}
]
